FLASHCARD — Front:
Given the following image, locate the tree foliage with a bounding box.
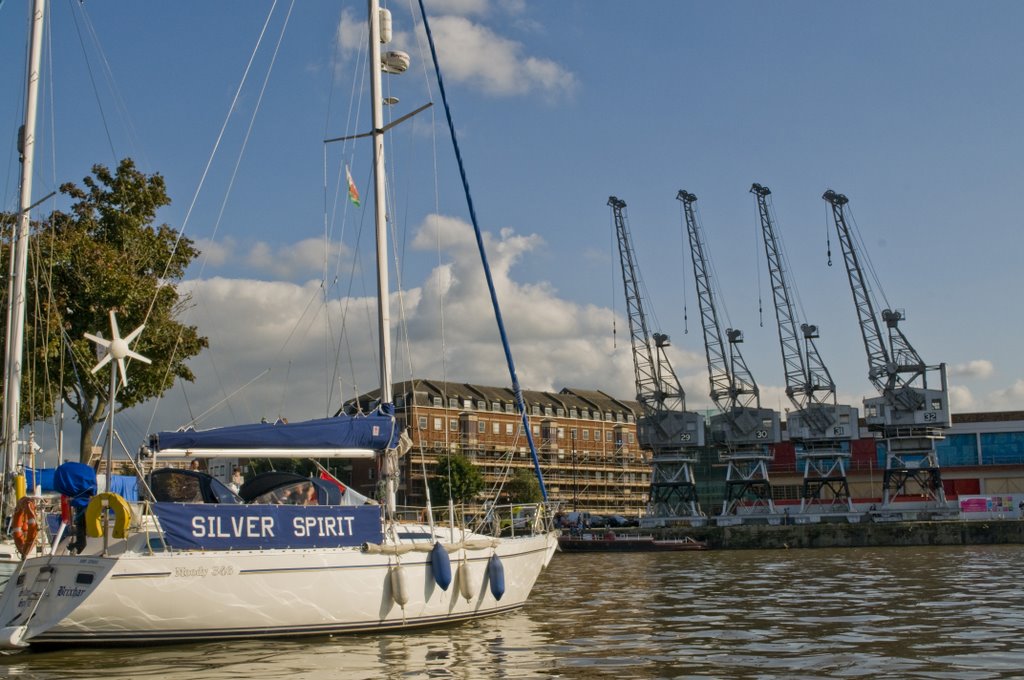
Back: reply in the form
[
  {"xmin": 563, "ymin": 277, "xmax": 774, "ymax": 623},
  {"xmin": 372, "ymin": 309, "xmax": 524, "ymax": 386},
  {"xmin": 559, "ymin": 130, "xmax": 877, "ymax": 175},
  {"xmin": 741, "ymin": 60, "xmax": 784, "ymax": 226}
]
[
  {"xmin": 0, "ymin": 159, "xmax": 208, "ymax": 462},
  {"xmin": 428, "ymin": 453, "xmax": 484, "ymax": 505},
  {"xmin": 505, "ymin": 468, "xmax": 542, "ymax": 504}
]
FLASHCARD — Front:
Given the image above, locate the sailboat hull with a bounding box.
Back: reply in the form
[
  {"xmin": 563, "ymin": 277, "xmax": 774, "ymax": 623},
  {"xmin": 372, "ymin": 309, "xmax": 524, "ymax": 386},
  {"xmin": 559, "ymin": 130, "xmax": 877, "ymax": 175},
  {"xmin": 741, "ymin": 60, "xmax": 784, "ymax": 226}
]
[{"xmin": 0, "ymin": 530, "xmax": 558, "ymax": 647}]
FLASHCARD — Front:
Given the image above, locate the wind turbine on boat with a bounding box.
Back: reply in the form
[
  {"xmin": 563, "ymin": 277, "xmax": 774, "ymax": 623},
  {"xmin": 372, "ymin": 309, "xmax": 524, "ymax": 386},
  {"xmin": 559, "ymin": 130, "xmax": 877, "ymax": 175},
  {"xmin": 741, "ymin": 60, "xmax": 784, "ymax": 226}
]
[{"xmin": 85, "ymin": 311, "xmax": 150, "ymax": 491}]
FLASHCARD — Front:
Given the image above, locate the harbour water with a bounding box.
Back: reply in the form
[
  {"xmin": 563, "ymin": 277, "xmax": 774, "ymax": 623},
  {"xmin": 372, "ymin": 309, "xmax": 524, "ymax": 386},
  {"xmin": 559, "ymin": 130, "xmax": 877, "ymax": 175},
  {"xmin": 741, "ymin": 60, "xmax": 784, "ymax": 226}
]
[{"xmin": 2, "ymin": 545, "xmax": 1022, "ymax": 679}]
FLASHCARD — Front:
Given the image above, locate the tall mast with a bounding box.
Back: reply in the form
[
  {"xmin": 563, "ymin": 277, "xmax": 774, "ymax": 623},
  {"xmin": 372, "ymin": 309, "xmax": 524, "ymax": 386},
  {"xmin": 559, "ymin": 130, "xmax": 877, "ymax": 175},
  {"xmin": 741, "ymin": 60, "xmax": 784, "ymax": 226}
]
[
  {"xmin": 369, "ymin": 0, "xmax": 392, "ymax": 408},
  {"xmin": 4, "ymin": 0, "xmax": 47, "ymax": 475}
]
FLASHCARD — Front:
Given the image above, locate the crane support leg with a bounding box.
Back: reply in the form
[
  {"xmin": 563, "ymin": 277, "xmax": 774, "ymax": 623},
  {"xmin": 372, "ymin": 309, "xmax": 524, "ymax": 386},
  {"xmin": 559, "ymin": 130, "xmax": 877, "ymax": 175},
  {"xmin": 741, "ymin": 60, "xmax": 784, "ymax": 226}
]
[{"xmin": 721, "ymin": 458, "xmax": 775, "ymax": 516}]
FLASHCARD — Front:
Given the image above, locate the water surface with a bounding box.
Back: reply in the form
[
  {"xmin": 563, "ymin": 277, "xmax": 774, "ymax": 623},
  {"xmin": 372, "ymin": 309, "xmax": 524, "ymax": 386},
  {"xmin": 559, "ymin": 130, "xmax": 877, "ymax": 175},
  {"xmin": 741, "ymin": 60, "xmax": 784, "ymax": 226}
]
[{"xmin": 2, "ymin": 545, "xmax": 1022, "ymax": 679}]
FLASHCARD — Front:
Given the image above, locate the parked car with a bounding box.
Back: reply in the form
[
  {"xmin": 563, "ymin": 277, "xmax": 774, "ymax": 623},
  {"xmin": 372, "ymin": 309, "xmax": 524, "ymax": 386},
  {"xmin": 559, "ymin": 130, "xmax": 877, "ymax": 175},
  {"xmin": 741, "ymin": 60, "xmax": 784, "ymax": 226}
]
[{"xmin": 606, "ymin": 514, "xmax": 636, "ymax": 528}]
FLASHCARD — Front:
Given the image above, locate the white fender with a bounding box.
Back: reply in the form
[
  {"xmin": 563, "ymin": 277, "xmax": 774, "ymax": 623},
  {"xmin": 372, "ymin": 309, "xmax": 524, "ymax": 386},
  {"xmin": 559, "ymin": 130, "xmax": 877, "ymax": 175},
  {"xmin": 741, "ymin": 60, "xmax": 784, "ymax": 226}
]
[
  {"xmin": 389, "ymin": 564, "xmax": 409, "ymax": 607},
  {"xmin": 457, "ymin": 560, "xmax": 474, "ymax": 601},
  {"xmin": 0, "ymin": 625, "xmax": 28, "ymax": 649}
]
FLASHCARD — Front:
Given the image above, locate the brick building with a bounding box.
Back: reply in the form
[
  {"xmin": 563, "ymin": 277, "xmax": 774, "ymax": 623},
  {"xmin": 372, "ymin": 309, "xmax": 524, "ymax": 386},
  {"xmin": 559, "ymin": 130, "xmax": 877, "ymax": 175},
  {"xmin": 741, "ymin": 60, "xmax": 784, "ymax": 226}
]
[{"xmin": 344, "ymin": 379, "xmax": 650, "ymax": 515}]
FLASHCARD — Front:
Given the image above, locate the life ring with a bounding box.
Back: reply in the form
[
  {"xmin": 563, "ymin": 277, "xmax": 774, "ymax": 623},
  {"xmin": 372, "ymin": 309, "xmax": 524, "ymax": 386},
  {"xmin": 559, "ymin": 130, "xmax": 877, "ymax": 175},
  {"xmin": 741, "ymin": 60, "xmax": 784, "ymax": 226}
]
[
  {"xmin": 85, "ymin": 492, "xmax": 133, "ymax": 539},
  {"xmin": 11, "ymin": 496, "xmax": 38, "ymax": 558}
]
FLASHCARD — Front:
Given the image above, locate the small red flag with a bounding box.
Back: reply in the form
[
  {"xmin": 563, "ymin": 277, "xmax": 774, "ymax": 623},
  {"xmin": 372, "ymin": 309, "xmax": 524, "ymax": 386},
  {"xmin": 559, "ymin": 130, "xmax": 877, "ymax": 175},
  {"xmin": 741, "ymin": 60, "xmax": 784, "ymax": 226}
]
[{"xmin": 319, "ymin": 470, "xmax": 347, "ymax": 493}]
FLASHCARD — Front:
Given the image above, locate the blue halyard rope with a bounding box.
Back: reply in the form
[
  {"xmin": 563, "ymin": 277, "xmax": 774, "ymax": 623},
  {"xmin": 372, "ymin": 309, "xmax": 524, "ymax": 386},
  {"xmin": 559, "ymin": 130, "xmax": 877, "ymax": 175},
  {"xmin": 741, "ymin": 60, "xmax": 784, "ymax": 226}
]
[{"xmin": 415, "ymin": 0, "xmax": 547, "ymax": 501}]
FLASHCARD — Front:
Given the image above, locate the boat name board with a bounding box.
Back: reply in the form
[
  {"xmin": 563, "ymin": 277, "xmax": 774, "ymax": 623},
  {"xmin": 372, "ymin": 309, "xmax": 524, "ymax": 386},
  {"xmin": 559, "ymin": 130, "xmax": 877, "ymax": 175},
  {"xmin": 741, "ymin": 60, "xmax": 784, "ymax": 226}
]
[{"xmin": 153, "ymin": 503, "xmax": 383, "ymax": 550}]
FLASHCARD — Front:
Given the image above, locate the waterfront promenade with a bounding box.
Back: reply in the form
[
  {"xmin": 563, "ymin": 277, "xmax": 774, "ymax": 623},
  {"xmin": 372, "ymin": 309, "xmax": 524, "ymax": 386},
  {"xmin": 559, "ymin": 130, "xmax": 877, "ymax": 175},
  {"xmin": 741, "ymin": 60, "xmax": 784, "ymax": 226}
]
[{"xmin": 647, "ymin": 517, "xmax": 1024, "ymax": 550}]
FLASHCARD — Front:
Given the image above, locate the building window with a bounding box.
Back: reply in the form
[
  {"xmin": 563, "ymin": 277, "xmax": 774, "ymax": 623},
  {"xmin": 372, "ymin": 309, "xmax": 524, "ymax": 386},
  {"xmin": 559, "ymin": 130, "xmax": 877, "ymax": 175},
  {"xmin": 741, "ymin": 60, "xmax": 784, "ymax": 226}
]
[
  {"xmin": 582, "ymin": 429, "xmax": 589, "ymax": 441},
  {"xmin": 570, "ymin": 409, "xmax": 578, "ymax": 419},
  {"xmin": 506, "ymin": 423, "xmax": 514, "ymax": 435},
  {"xmin": 448, "ymin": 398, "xmax": 458, "ymax": 408},
  {"xmin": 433, "ymin": 418, "xmax": 442, "ymax": 431},
  {"xmin": 492, "ymin": 422, "xmax": 500, "ymax": 435},
  {"xmin": 449, "ymin": 419, "xmax": 458, "ymax": 431},
  {"xmin": 544, "ymin": 407, "xmax": 553, "ymax": 417},
  {"xmin": 532, "ymin": 405, "xmax": 541, "ymax": 416},
  {"xmin": 477, "ymin": 400, "xmax": 486, "ymax": 410},
  {"xmin": 505, "ymin": 404, "xmax": 514, "ymax": 414},
  {"xmin": 556, "ymin": 408, "xmax": 565, "ymax": 417},
  {"xmin": 433, "ymin": 397, "xmax": 443, "ymax": 407},
  {"xmin": 478, "ymin": 421, "xmax": 486, "ymax": 433},
  {"xmin": 628, "ymin": 433, "xmax": 635, "ymax": 444},
  {"xmin": 492, "ymin": 402, "xmax": 501, "ymax": 412},
  {"xmin": 368, "ymin": 468, "xmax": 376, "ymax": 481},
  {"xmin": 570, "ymin": 428, "xmax": 578, "ymax": 440},
  {"xmin": 532, "ymin": 424, "xmax": 540, "ymax": 435},
  {"xmin": 418, "ymin": 416, "xmax": 427, "ymax": 430},
  {"xmin": 606, "ymin": 431, "xmax": 613, "ymax": 442},
  {"xmin": 557, "ymin": 427, "xmax": 565, "ymax": 439}
]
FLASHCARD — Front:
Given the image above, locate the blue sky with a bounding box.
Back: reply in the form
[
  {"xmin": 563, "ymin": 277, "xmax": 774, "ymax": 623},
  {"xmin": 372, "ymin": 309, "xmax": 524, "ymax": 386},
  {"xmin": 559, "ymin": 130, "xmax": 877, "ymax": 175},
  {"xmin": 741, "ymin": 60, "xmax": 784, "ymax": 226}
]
[{"xmin": 2, "ymin": 0, "xmax": 1022, "ymax": 455}]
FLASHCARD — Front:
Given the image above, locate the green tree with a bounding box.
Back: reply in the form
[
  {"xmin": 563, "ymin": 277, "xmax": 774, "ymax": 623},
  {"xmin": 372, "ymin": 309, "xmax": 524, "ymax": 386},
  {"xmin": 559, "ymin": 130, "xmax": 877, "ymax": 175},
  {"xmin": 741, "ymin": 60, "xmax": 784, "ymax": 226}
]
[
  {"xmin": 0, "ymin": 158, "xmax": 208, "ymax": 462},
  {"xmin": 428, "ymin": 453, "xmax": 484, "ymax": 505},
  {"xmin": 505, "ymin": 468, "xmax": 542, "ymax": 504}
]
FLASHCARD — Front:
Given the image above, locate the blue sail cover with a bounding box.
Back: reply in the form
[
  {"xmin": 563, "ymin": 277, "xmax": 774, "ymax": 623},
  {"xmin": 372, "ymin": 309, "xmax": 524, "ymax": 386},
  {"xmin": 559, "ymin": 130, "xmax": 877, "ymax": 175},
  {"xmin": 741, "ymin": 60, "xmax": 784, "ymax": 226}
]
[{"xmin": 152, "ymin": 407, "xmax": 399, "ymax": 453}]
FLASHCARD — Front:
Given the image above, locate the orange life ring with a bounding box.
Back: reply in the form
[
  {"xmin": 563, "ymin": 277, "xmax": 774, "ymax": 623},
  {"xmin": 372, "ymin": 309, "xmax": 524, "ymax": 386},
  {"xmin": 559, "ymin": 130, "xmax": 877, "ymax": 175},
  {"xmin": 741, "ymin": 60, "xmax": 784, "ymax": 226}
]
[{"xmin": 11, "ymin": 496, "xmax": 38, "ymax": 558}]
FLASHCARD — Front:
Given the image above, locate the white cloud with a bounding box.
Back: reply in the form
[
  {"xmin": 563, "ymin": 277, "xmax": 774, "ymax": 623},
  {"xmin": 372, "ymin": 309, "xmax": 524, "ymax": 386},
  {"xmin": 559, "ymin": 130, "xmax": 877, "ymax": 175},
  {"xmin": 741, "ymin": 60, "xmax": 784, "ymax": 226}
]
[
  {"xmin": 193, "ymin": 237, "xmax": 234, "ymax": 268},
  {"xmin": 335, "ymin": 9, "xmax": 576, "ymax": 100},
  {"xmin": 950, "ymin": 359, "xmax": 994, "ymax": 379},
  {"xmin": 335, "ymin": 8, "xmax": 363, "ymax": 56},
  {"xmin": 425, "ymin": 0, "xmax": 490, "ymax": 16},
  {"xmin": 244, "ymin": 237, "xmax": 351, "ymax": 281},
  {"xmin": 149, "ymin": 218, "xmax": 636, "ymax": 430},
  {"xmin": 984, "ymin": 380, "xmax": 1024, "ymax": 412},
  {"xmin": 948, "ymin": 384, "xmax": 976, "ymax": 412},
  {"xmin": 423, "ymin": 16, "xmax": 576, "ymax": 98}
]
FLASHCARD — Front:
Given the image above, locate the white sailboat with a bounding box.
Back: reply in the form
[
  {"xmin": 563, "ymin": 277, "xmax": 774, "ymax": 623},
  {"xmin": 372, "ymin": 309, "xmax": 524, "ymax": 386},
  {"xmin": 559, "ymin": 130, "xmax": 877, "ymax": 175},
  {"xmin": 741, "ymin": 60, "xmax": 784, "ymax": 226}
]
[{"xmin": 0, "ymin": 0, "xmax": 558, "ymax": 648}]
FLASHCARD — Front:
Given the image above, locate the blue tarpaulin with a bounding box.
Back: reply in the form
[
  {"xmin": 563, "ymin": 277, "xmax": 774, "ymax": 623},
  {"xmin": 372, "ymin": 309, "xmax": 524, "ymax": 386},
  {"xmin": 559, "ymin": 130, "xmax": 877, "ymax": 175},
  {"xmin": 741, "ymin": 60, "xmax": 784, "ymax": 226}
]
[
  {"xmin": 26, "ymin": 466, "xmax": 138, "ymax": 503},
  {"xmin": 152, "ymin": 407, "xmax": 399, "ymax": 452},
  {"xmin": 152, "ymin": 503, "xmax": 383, "ymax": 550},
  {"xmin": 53, "ymin": 462, "xmax": 97, "ymax": 511},
  {"xmin": 24, "ymin": 467, "xmax": 56, "ymax": 493},
  {"xmin": 108, "ymin": 475, "xmax": 139, "ymax": 502}
]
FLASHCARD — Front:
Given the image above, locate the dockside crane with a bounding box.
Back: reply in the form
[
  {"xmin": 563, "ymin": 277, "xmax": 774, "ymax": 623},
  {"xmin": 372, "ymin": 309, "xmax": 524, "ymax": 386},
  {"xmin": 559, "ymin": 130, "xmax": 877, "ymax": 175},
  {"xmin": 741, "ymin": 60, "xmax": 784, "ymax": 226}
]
[
  {"xmin": 677, "ymin": 190, "xmax": 781, "ymax": 516},
  {"xmin": 608, "ymin": 197, "xmax": 706, "ymax": 522},
  {"xmin": 822, "ymin": 189, "xmax": 950, "ymax": 508},
  {"xmin": 752, "ymin": 184, "xmax": 858, "ymax": 513}
]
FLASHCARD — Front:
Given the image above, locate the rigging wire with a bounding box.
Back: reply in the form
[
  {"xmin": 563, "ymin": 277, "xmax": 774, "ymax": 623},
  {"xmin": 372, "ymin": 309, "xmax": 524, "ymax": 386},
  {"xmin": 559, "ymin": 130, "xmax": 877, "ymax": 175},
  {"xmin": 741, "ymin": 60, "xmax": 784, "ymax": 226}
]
[
  {"xmin": 677, "ymin": 201, "xmax": 689, "ymax": 335},
  {"xmin": 825, "ymin": 201, "xmax": 833, "ymax": 267},
  {"xmin": 141, "ymin": 0, "xmax": 283, "ymax": 434},
  {"xmin": 65, "ymin": 0, "xmax": 116, "ymax": 164},
  {"xmin": 416, "ymin": 0, "xmax": 547, "ymax": 501},
  {"xmin": 609, "ymin": 206, "xmax": 617, "ymax": 348},
  {"xmin": 845, "ymin": 201, "xmax": 893, "ymax": 312}
]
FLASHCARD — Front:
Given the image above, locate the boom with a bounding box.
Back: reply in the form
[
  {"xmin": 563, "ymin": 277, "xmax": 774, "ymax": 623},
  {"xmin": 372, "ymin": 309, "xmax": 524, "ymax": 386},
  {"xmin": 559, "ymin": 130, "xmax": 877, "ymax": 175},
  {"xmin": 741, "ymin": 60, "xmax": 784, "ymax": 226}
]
[
  {"xmin": 608, "ymin": 197, "xmax": 704, "ymax": 520},
  {"xmin": 822, "ymin": 189, "xmax": 950, "ymax": 509},
  {"xmin": 753, "ymin": 184, "xmax": 857, "ymax": 513},
  {"xmin": 677, "ymin": 190, "xmax": 780, "ymax": 516}
]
